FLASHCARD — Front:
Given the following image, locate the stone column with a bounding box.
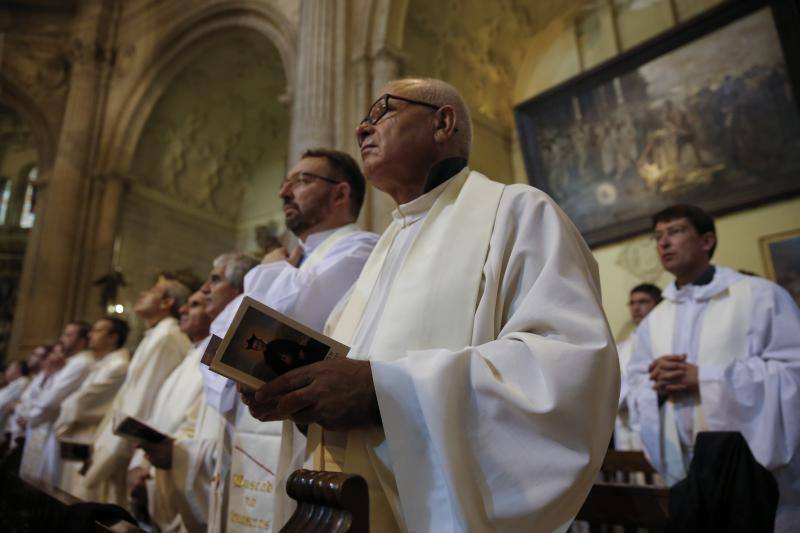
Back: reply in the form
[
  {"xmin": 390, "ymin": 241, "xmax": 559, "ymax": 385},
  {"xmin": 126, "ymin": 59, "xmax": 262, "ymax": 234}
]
[
  {"xmin": 288, "ymin": 0, "xmax": 338, "ymax": 164},
  {"xmin": 8, "ymin": 4, "xmax": 118, "ymax": 359}
]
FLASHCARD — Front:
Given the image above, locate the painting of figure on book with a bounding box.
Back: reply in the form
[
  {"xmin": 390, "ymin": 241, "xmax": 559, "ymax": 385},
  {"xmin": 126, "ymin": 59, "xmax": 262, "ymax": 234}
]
[{"xmin": 220, "ymin": 305, "xmax": 329, "ymax": 383}]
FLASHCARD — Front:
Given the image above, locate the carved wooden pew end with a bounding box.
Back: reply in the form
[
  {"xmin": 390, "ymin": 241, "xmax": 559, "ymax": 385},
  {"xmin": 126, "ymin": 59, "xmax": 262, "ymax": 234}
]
[{"xmin": 281, "ymin": 469, "xmax": 369, "ymax": 533}]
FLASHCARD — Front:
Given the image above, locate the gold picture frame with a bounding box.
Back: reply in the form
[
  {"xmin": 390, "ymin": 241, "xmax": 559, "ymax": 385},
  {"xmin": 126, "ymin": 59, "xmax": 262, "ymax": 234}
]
[{"xmin": 759, "ymin": 228, "xmax": 800, "ymax": 306}]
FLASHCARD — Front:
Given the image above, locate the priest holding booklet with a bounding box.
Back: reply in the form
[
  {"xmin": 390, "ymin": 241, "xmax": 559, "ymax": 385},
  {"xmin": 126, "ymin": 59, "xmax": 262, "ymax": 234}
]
[{"xmin": 243, "ymin": 78, "xmax": 620, "ymax": 532}]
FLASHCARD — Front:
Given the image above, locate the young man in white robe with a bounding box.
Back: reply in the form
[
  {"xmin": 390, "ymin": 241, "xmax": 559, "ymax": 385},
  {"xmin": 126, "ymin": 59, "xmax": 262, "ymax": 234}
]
[
  {"xmin": 19, "ymin": 321, "xmax": 94, "ymax": 485},
  {"xmin": 614, "ymin": 283, "xmax": 661, "ymax": 451},
  {"xmin": 244, "ymin": 78, "xmax": 620, "ymax": 532},
  {"xmin": 140, "ymin": 148, "xmax": 378, "ymax": 532},
  {"xmin": 5, "ymin": 345, "xmax": 53, "ymax": 449},
  {"xmin": 53, "ymin": 317, "xmax": 130, "ymax": 495},
  {"xmin": 0, "ymin": 361, "xmax": 32, "ymax": 431},
  {"xmin": 626, "ymin": 204, "xmax": 800, "ymax": 533},
  {"xmin": 128, "ymin": 276, "xmax": 253, "ymax": 530},
  {"xmin": 77, "ymin": 277, "xmax": 191, "ymax": 505}
]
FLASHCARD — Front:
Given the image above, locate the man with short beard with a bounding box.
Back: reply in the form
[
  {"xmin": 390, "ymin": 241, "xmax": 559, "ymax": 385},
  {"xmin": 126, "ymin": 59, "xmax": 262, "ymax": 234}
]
[{"xmin": 144, "ymin": 149, "xmax": 378, "ymax": 532}]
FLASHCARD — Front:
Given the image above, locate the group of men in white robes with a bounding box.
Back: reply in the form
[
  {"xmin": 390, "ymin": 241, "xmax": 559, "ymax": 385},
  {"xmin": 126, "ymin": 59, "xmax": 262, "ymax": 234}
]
[{"xmin": 624, "ymin": 204, "xmax": 800, "ymax": 533}]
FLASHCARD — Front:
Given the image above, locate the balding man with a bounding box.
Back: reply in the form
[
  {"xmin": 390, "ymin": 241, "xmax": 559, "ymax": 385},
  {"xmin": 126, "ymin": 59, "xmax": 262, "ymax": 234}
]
[
  {"xmin": 246, "ymin": 78, "xmax": 619, "ymax": 531},
  {"xmin": 78, "ymin": 276, "xmax": 191, "ymax": 505}
]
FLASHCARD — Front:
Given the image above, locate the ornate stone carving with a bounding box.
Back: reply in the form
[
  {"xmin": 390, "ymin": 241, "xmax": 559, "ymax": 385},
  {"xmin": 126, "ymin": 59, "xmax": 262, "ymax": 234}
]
[{"xmin": 615, "ymin": 237, "xmax": 664, "ymax": 282}]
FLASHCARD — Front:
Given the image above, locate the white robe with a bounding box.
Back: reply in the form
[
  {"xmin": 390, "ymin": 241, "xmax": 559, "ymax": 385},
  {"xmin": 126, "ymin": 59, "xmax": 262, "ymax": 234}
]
[
  {"xmin": 79, "ymin": 316, "xmax": 190, "ymax": 505},
  {"xmin": 614, "ymin": 338, "xmax": 641, "ymax": 451},
  {"xmin": 19, "ymin": 349, "xmax": 94, "ymax": 485},
  {"xmin": 160, "ymin": 224, "xmax": 377, "ymax": 532},
  {"xmin": 7, "ymin": 373, "xmax": 46, "ymax": 441},
  {"xmin": 128, "ymin": 341, "xmax": 205, "ymax": 530},
  {"xmin": 0, "ymin": 376, "xmax": 31, "ymax": 429},
  {"xmin": 627, "ymin": 266, "xmax": 800, "ymax": 532},
  {"xmin": 53, "ymin": 347, "xmax": 130, "ymax": 494},
  {"xmin": 300, "ymin": 169, "xmax": 620, "ymax": 532}
]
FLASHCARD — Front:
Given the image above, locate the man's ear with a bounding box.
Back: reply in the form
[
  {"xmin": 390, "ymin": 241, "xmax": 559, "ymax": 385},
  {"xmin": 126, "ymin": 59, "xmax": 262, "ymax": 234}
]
[
  {"xmin": 700, "ymin": 232, "xmax": 716, "ymax": 254},
  {"xmin": 160, "ymin": 296, "xmax": 176, "ymax": 314},
  {"xmin": 433, "ymin": 105, "xmax": 457, "ymax": 144},
  {"xmin": 331, "ymin": 181, "xmax": 351, "ymax": 210}
]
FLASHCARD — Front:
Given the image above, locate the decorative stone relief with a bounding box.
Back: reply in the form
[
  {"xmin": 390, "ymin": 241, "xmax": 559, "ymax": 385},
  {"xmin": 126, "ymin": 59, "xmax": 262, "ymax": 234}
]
[
  {"xmin": 132, "ymin": 33, "xmax": 288, "ymax": 222},
  {"xmin": 615, "ymin": 236, "xmax": 665, "ymax": 282}
]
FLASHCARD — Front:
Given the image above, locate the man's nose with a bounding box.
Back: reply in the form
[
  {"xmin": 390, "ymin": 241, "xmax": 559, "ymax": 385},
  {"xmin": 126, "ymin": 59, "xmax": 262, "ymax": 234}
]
[{"xmin": 356, "ymin": 121, "xmax": 373, "ymax": 147}]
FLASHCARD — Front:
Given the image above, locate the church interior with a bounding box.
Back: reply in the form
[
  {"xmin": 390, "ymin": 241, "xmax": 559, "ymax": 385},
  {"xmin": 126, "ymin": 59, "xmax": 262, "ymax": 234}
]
[{"xmin": 0, "ymin": 0, "xmax": 798, "ymax": 531}]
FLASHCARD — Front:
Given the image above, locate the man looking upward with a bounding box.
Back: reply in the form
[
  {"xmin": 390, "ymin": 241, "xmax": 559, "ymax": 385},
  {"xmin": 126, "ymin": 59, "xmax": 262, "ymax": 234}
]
[
  {"xmin": 245, "ymin": 79, "xmax": 619, "ymax": 532},
  {"xmin": 627, "ymin": 204, "xmax": 800, "ymax": 532}
]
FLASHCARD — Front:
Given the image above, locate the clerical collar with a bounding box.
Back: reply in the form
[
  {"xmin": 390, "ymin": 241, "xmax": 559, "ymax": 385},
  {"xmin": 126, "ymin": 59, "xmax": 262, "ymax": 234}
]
[
  {"xmin": 424, "ymin": 157, "xmax": 468, "ymax": 193},
  {"xmin": 393, "ymin": 172, "xmax": 455, "ymax": 228},
  {"xmin": 675, "ymin": 265, "xmax": 716, "ymax": 289},
  {"xmin": 299, "ymin": 226, "xmax": 340, "ymax": 255}
]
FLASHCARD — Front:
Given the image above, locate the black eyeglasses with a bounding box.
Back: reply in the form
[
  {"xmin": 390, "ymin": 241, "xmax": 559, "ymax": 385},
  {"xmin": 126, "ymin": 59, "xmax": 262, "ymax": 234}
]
[
  {"xmin": 361, "ymin": 93, "xmax": 442, "ymax": 126},
  {"xmin": 279, "ymin": 172, "xmax": 341, "ymax": 191}
]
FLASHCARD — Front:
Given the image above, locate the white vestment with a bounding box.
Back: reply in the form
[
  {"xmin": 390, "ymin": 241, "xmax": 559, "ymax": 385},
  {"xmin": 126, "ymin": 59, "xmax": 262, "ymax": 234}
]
[
  {"xmin": 80, "ymin": 316, "xmax": 190, "ymax": 505},
  {"xmin": 627, "ymin": 266, "xmax": 800, "ymax": 532},
  {"xmin": 614, "ymin": 338, "xmax": 641, "ymax": 451},
  {"xmin": 129, "ymin": 341, "xmax": 205, "ymax": 530},
  {"xmin": 0, "ymin": 376, "xmax": 30, "ymax": 430},
  {"xmin": 7, "ymin": 373, "xmax": 46, "ymax": 441},
  {"xmin": 19, "ymin": 350, "xmax": 94, "ymax": 485},
  {"xmin": 297, "ymin": 169, "xmax": 619, "ymax": 533},
  {"xmin": 159, "ymin": 224, "xmax": 377, "ymax": 532},
  {"xmin": 53, "ymin": 347, "xmax": 130, "ymax": 494}
]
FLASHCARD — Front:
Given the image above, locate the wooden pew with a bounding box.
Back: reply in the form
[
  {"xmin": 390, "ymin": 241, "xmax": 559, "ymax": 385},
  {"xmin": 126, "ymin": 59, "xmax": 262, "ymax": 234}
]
[
  {"xmin": 280, "ymin": 469, "xmax": 369, "ymax": 533},
  {"xmin": 600, "ymin": 449, "xmax": 659, "ymax": 484},
  {"xmin": 577, "ymin": 482, "xmax": 670, "ymax": 532}
]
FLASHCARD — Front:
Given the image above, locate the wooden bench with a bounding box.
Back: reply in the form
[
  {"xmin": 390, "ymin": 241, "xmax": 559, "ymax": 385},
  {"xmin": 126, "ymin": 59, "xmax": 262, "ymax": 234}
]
[
  {"xmin": 577, "ymin": 482, "xmax": 670, "ymax": 532},
  {"xmin": 280, "ymin": 469, "xmax": 369, "ymax": 533}
]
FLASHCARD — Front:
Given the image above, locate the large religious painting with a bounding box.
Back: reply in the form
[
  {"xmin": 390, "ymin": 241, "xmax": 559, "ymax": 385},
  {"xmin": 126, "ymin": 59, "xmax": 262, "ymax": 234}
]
[{"xmin": 515, "ymin": 0, "xmax": 800, "ymax": 246}]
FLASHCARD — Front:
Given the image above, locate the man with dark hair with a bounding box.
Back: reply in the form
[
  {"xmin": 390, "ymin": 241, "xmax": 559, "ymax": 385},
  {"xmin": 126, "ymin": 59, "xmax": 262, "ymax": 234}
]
[
  {"xmin": 300, "ymin": 147, "xmax": 367, "ymax": 221},
  {"xmin": 19, "ymin": 321, "xmax": 95, "ymax": 484},
  {"xmin": 628, "ymin": 204, "xmax": 800, "ymax": 531},
  {"xmin": 615, "ymin": 283, "xmax": 662, "ymax": 450},
  {"xmin": 80, "ymin": 278, "xmax": 191, "ymax": 505},
  {"xmin": 54, "ymin": 317, "xmax": 131, "ymax": 494}
]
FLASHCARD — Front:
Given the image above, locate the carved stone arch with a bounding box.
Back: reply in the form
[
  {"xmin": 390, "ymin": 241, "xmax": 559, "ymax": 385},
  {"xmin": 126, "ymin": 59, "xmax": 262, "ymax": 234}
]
[
  {"xmin": 0, "ymin": 74, "xmax": 57, "ymax": 172},
  {"xmin": 98, "ymin": 0, "xmax": 296, "ymax": 175}
]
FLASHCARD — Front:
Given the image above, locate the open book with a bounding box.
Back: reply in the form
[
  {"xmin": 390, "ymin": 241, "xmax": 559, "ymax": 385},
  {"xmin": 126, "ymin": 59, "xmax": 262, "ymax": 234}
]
[
  {"xmin": 58, "ymin": 438, "xmax": 92, "ymax": 461},
  {"xmin": 208, "ymin": 296, "xmax": 350, "ymax": 390},
  {"xmin": 112, "ymin": 410, "xmax": 168, "ymax": 444}
]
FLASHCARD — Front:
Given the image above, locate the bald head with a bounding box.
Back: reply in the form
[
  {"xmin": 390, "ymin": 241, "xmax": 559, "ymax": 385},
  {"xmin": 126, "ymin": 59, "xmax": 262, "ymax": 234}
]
[
  {"xmin": 384, "ymin": 78, "xmax": 473, "ymax": 158},
  {"xmin": 357, "ymin": 77, "xmax": 473, "ymax": 204}
]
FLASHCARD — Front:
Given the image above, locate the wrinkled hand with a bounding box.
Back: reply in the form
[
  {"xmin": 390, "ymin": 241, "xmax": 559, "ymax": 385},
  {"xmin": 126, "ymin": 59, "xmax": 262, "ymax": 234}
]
[
  {"xmin": 138, "ymin": 439, "xmax": 174, "ymax": 470},
  {"xmin": 262, "ymin": 247, "xmax": 289, "ymax": 265},
  {"xmin": 241, "ymin": 358, "xmax": 380, "ymax": 431},
  {"xmin": 649, "ymin": 354, "xmax": 698, "ymax": 396},
  {"xmin": 127, "ymin": 466, "xmax": 150, "ymax": 501}
]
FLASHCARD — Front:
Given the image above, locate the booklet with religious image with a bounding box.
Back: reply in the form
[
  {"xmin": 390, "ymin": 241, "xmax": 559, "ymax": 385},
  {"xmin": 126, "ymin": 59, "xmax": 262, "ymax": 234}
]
[
  {"xmin": 112, "ymin": 410, "xmax": 169, "ymax": 444},
  {"xmin": 58, "ymin": 438, "xmax": 92, "ymax": 461},
  {"xmin": 208, "ymin": 296, "xmax": 350, "ymax": 390}
]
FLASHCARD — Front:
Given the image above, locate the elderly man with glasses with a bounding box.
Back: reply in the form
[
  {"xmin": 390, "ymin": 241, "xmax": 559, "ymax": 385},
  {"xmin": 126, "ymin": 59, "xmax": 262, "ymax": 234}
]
[{"xmin": 245, "ymin": 78, "xmax": 620, "ymax": 532}]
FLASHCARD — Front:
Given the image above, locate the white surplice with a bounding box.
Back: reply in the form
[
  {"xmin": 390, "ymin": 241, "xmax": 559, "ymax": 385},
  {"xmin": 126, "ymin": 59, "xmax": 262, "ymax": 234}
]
[
  {"xmin": 79, "ymin": 316, "xmax": 190, "ymax": 505},
  {"xmin": 300, "ymin": 169, "xmax": 620, "ymax": 533},
  {"xmin": 0, "ymin": 376, "xmax": 31, "ymax": 429},
  {"xmin": 614, "ymin": 338, "xmax": 641, "ymax": 451},
  {"xmin": 6, "ymin": 372, "xmax": 46, "ymax": 442},
  {"xmin": 128, "ymin": 341, "xmax": 205, "ymax": 529},
  {"xmin": 53, "ymin": 347, "xmax": 130, "ymax": 494},
  {"xmin": 627, "ymin": 265, "xmax": 800, "ymax": 532},
  {"xmin": 19, "ymin": 349, "xmax": 94, "ymax": 485},
  {"xmin": 159, "ymin": 224, "xmax": 377, "ymax": 532}
]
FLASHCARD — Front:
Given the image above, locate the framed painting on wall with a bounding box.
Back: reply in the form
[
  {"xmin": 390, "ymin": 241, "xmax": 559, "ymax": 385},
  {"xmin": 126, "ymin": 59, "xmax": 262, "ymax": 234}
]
[
  {"xmin": 760, "ymin": 228, "xmax": 800, "ymax": 306},
  {"xmin": 515, "ymin": 0, "xmax": 800, "ymax": 247}
]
